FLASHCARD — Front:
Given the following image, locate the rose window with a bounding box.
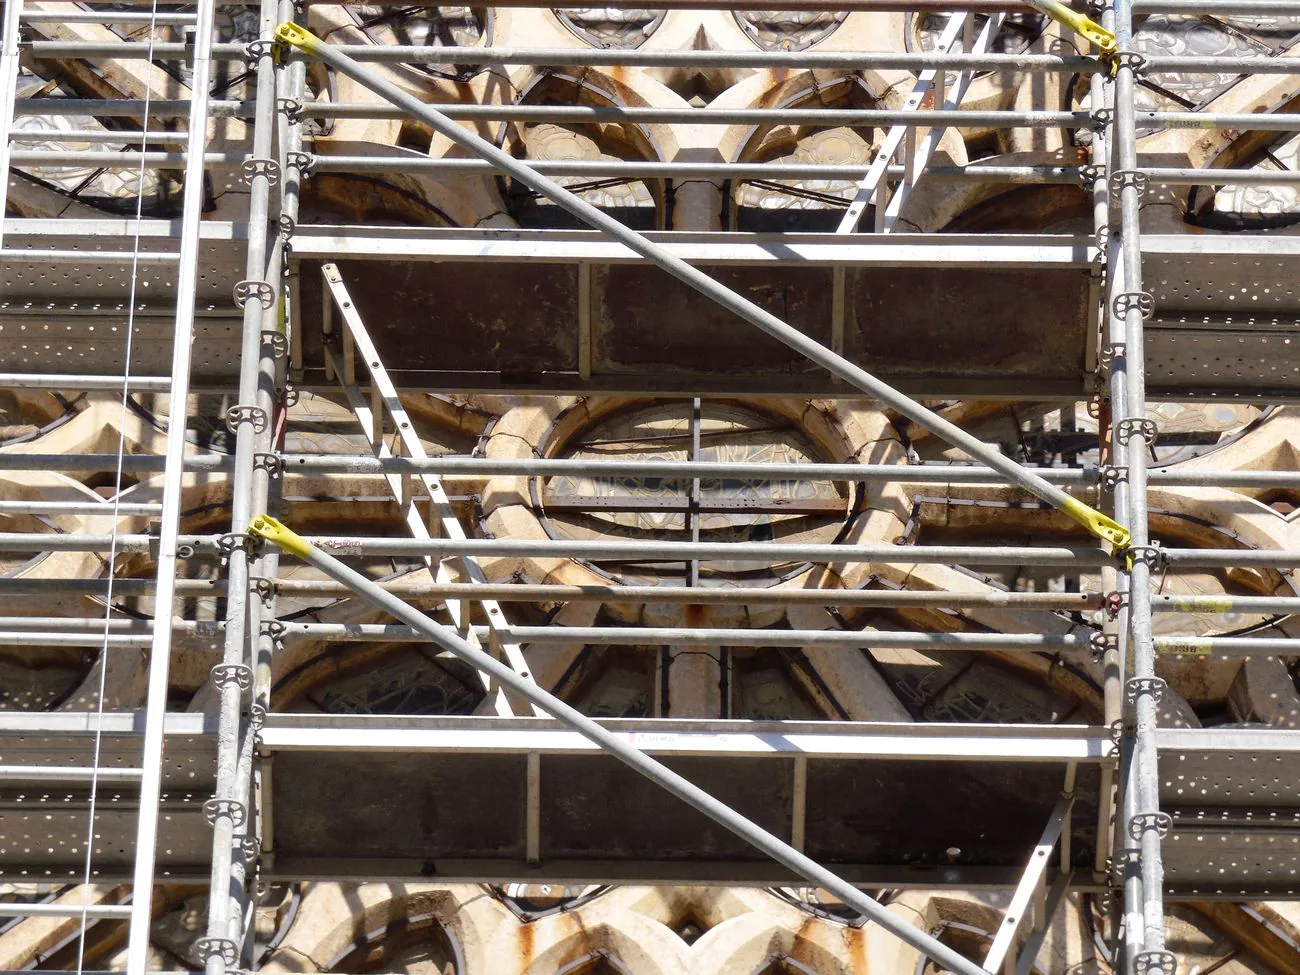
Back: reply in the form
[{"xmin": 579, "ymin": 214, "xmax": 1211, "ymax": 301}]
[{"xmin": 540, "ymin": 402, "xmax": 851, "ymax": 586}]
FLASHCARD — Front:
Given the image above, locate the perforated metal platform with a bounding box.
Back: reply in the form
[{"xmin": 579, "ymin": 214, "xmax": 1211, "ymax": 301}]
[
  {"xmin": 0, "ymin": 714, "xmax": 1108, "ymax": 887},
  {"xmin": 8, "ymin": 222, "xmax": 1300, "ymax": 398},
  {"xmin": 1159, "ymin": 728, "xmax": 1300, "ymax": 899},
  {"xmin": 3, "ymin": 717, "xmax": 1298, "ymax": 896},
  {"xmin": 286, "ymin": 228, "xmax": 1300, "ymax": 399},
  {"xmin": 0, "ymin": 219, "xmax": 246, "ymax": 383},
  {"xmin": 0, "ymin": 713, "xmax": 216, "ymax": 882},
  {"xmin": 291, "ymin": 228, "xmax": 1099, "ymax": 398}
]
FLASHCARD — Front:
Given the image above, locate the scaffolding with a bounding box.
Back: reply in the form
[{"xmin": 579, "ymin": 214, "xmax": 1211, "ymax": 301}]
[{"xmin": 2, "ymin": 1, "xmax": 1300, "ymax": 973}]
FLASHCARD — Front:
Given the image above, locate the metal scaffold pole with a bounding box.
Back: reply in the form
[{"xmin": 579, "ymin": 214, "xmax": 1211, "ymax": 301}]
[
  {"xmin": 271, "ymin": 22, "xmax": 1130, "ymax": 557},
  {"xmin": 200, "ymin": 0, "xmax": 285, "ymax": 969},
  {"xmin": 1112, "ymin": 1, "xmax": 1172, "ymax": 972},
  {"xmin": 248, "ymin": 514, "xmax": 990, "ymax": 975},
  {"xmin": 1088, "ymin": 0, "xmax": 1129, "ymax": 955}
]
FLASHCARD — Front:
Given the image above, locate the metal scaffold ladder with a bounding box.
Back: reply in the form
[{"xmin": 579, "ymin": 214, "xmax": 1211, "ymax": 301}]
[
  {"xmin": 0, "ymin": 0, "xmax": 221, "ymax": 969},
  {"xmin": 318, "ymin": 262, "xmax": 541, "ymax": 717}
]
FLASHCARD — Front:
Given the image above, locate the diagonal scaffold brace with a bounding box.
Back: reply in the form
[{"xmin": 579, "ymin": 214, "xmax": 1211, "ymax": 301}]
[
  {"xmin": 271, "ymin": 22, "xmax": 1131, "ymax": 558},
  {"xmin": 248, "ymin": 513, "xmax": 990, "ymax": 975},
  {"xmin": 1025, "ymin": 0, "xmax": 1116, "ymax": 59}
]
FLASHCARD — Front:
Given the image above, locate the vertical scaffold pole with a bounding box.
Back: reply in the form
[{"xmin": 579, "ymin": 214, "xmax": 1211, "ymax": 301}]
[
  {"xmin": 1112, "ymin": 1, "xmax": 1172, "ymax": 972},
  {"xmin": 1089, "ymin": 6, "xmax": 1128, "ymax": 948},
  {"xmin": 127, "ymin": 0, "xmax": 218, "ymax": 970},
  {"xmin": 201, "ymin": 0, "xmax": 284, "ymax": 970}
]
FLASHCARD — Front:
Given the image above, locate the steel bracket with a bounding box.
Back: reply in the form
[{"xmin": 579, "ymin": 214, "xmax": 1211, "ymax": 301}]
[
  {"xmin": 278, "ymin": 212, "xmax": 296, "ymax": 239},
  {"xmin": 211, "ymin": 662, "xmax": 253, "ymax": 691},
  {"xmin": 242, "ymin": 156, "xmax": 281, "ymax": 187},
  {"xmin": 245, "ymin": 38, "xmax": 275, "ymax": 63},
  {"xmin": 1116, "ymin": 50, "xmax": 1150, "ymax": 75},
  {"xmin": 1110, "ymin": 169, "xmax": 1149, "ymax": 201},
  {"xmin": 1079, "ymin": 163, "xmax": 1106, "ymax": 189},
  {"xmin": 1112, "ymin": 290, "xmax": 1154, "ymax": 321},
  {"xmin": 1109, "ymin": 718, "xmax": 1125, "ymax": 749},
  {"xmin": 261, "ymin": 619, "xmax": 287, "ymax": 649},
  {"xmin": 1093, "ymin": 225, "xmax": 1109, "ymax": 270},
  {"xmin": 1104, "ymin": 590, "xmax": 1126, "ymax": 620},
  {"xmin": 216, "ymin": 532, "xmax": 255, "ymax": 565},
  {"xmin": 250, "ymin": 700, "xmax": 268, "ymax": 730},
  {"xmin": 1135, "ymin": 951, "xmax": 1178, "ymax": 975},
  {"xmin": 281, "ymin": 383, "xmax": 300, "ymax": 408},
  {"xmin": 203, "ymin": 797, "xmax": 248, "ymax": 829},
  {"xmin": 1128, "ymin": 810, "xmax": 1172, "ymax": 840},
  {"xmin": 261, "ymin": 330, "xmax": 289, "ymax": 360},
  {"xmin": 276, "ymin": 96, "xmax": 302, "ymax": 122},
  {"xmin": 1127, "ymin": 544, "xmax": 1166, "ymax": 570},
  {"xmin": 195, "ymin": 937, "xmax": 240, "ymax": 965},
  {"xmin": 1098, "ymin": 341, "xmax": 1124, "ymax": 369},
  {"xmin": 249, "ymin": 575, "xmax": 276, "ymax": 605},
  {"xmin": 1098, "ymin": 464, "xmax": 1127, "ymax": 491},
  {"xmin": 1087, "ymin": 108, "xmax": 1113, "ymax": 130},
  {"xmin": 235, "ymin": 279, "xmax": 276, "ymax": 310},
  {"xmin": 1089, "ymin": 631, "xmax": 1118, "ymax": 662},
  {"xmin": 1125, "ymin": 675, "xmax": 1166, "ymax": 706},
  {"xmin": 285, "ymin": 150, "xmax": 315, "ymax": 175},
  {"xmin": 225, "ymin": 404, "xmax": 269, "ymax": 434},
  {"xmin": 239, "ymin": 835, "xmax": 261, "ymax": 861},
  {"xmin": 1115, "ymin": 417, "xmax": 1159, "ymax": 446},
  {"xmin": 1107, "ymin": 846, "xmax": 1141, "ymax": 882},
  {"xmin": 253, "ymin": 451, "xmax": 283, "ymax": 479}
]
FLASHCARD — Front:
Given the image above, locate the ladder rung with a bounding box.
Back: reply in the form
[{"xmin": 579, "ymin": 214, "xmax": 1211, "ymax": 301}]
[
  {"xmin": 0, "ymin": 765, "xmax": 143, "ymax": 783},
  {"xmin": 0, "ymin": 902, "xmax": 133, "ymax": 919}
]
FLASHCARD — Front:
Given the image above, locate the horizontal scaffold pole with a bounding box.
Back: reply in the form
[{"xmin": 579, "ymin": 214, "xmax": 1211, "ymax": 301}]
[
  {"xmin": 3, "ymin": 533, "xmax": 1299, "ymax": 570},
  {"xmin": 274, "ymin": 23, "xmax": 1128, "ymax": 554},
  {"xmin": 3, "ymin": 451, "xmax": 1300, "ymax": 489},
  {"xmin": 279, "ymin": 455, "xmax": 1300, "ymax": 488},
  {"xmin": 33, "ymin": 40, "xmax": 1102, "ymax": 72},
  {"xmin": 0, "ymin": 622, "xmax": 1290, "ymax": 655}
]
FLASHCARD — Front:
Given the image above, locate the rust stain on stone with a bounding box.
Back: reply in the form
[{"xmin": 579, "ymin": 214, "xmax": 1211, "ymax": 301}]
[{"xmin": 516, "ymin": 918, "xmax": 534, "ymax": 966}]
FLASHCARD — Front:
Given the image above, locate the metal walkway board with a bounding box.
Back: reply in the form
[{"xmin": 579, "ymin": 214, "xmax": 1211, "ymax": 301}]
[
  {"xmin": 1159, "ymin": 728, "xmax": 1300, "ymax": 900},
  {"xmin": 3, "ymin": 718, "xmax": 1299, "ymax": 895},
  {"xmin": 291, "ymin": 229, "xmax": 1097, "ymax": 399}
]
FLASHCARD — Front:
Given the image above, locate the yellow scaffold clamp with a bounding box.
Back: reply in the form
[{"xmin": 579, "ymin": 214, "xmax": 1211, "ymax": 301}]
[
  {"xmin": 1025, "ymin": 0, "xmax": 1117, "ymax": 61},
  {"xmin": 1060, "ymin": 497, "xmax": 1131, "ymax": 557},
  {"xmin": 272, "ymin": 21, "xmax": 318, "ymax": 63},
  {"xmin": 249, "ymin": 513, "xmax": 314, "ymax": 560}
]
